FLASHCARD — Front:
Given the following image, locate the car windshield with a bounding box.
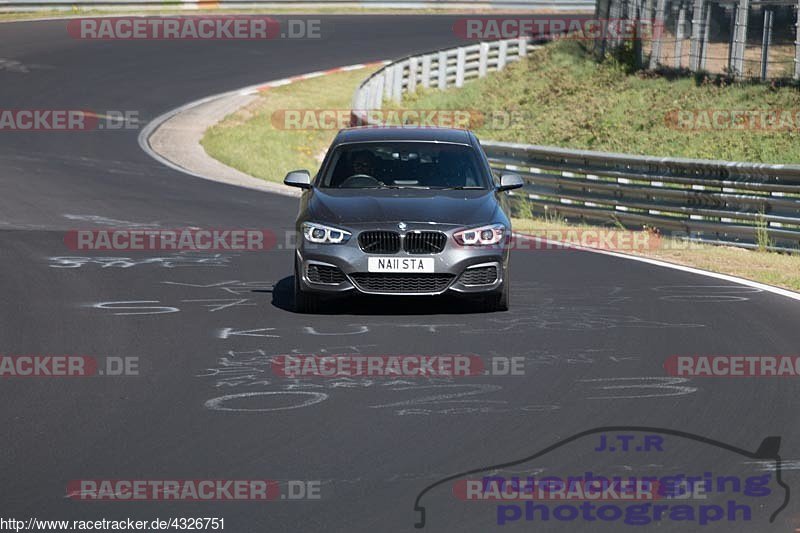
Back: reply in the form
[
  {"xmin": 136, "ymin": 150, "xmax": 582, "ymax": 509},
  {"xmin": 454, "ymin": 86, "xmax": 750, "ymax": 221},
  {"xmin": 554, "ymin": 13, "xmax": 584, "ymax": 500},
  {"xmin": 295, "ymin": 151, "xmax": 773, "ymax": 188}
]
[{"xmin": 319, "ymin": 142, "xmax": 489, "ymax": 190}]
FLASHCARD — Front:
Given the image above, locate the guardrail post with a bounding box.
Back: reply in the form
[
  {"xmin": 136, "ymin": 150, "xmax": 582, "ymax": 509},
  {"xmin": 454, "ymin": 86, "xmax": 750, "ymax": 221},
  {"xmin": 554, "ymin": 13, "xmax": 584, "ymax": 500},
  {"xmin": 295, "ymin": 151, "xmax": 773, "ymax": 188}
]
[
  {"xmin": 478, "ymin": 42, "xmax": 490, "ymax": 77},
  {"xmin": 730, "ymin": 0, "xmax": 749, "ymax": 79},
  {"xmin": 438, "ymin": 50, "xmax": 448, "ymax": 89},
  {"xmin": 649, "ymin": 0, "xmax": 667, "ymax": 69},
  {"xmin": 372, "ymin": 77, "xmax": 384, "ymax": 110},
  {"xmin": 518, "ymin": 37, "xmax": 528, "ymax": 57},
  {"xmin": 498, "ymin": 40, "xmax": 508, "ymax": 69},
  {"xmin": 688, "ymin": 0, "xmax": 706, "ymax": 71},
  {"xmin": 760, "ymin": 7, "xmax": 774, "ymax": 81},
  {"xmin": 407, "ymin": 56, "xmax": 418, "ymax": 94},
  {"xmin": 455, "ymin": 47, "xmax": 466, "ymax": 87},
  {"xmin": 391, "ymin": 62, "xmax": 404, "ymax": 103},
  {"xmin": 351, "ymin": 90, "xmax": 364, "ymax": 125},
  {"xmin": 383, "ymin": 67, "xmax": 393, "ymax": 99},
  {"xmin": 421, "ymin": 54, "xmax": 431, "ymax": 88},
  {"xmin": 364, "ymin": 83, "xmax": 374, "ymax": 117},
  {"xmin": 674, "ymin": 2, "xmax": 687, "ymax": 68}
]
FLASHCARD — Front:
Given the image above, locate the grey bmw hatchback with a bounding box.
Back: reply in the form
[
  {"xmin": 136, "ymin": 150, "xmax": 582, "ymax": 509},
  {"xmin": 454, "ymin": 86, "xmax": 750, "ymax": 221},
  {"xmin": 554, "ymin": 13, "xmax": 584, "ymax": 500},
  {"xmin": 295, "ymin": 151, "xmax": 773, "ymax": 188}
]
[{"xmin": 284, "ymin": 127, "xmax": 524, "ymax": 313}]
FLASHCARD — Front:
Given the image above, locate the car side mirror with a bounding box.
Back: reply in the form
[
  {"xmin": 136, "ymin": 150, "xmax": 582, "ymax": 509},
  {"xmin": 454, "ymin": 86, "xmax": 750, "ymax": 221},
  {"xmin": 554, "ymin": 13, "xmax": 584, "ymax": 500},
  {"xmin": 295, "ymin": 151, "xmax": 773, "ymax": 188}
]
[
  {"xmin": 497, "ymin": 173, "xmax": 524, "ymax": 192},
  {"xmin": 284, "ymin": 170, "xmax": 312, "ymax": 189}
]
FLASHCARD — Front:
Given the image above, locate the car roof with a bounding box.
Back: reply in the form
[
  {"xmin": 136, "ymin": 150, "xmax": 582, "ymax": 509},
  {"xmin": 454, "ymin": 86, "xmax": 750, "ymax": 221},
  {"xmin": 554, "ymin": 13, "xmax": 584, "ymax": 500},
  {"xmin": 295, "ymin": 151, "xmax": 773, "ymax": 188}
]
[{"xmin": 333, "ymin": 126, "xmax": 473, "ymax": 145}]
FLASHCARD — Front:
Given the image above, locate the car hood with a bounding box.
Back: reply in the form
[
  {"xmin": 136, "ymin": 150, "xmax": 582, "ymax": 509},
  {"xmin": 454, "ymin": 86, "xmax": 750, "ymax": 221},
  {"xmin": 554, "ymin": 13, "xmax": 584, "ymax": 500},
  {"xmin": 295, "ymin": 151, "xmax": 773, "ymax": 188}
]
[{"xmin": 307, "ymin": 188, "xmax": 499, "ymax": 226}]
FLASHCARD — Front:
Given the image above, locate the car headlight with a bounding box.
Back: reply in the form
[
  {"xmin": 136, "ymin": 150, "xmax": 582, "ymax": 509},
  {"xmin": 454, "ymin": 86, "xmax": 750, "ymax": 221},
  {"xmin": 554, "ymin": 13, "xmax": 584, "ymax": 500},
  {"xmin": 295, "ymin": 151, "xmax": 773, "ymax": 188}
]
[
  {"xmin": 302, "ymin": 222, "xmax": 351, "ymax": 244},
  {"xmin": 453, "ymin": 224, "xmax": 506, "ymax": 246}
]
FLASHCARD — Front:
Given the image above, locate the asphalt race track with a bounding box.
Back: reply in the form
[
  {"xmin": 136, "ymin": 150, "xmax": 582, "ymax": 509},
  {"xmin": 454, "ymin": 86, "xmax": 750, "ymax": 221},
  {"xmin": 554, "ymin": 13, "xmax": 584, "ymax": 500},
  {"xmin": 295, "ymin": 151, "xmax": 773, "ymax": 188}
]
[{"xmin": 2, "ymin": 14, "xmax": 800, "ymax": 532}]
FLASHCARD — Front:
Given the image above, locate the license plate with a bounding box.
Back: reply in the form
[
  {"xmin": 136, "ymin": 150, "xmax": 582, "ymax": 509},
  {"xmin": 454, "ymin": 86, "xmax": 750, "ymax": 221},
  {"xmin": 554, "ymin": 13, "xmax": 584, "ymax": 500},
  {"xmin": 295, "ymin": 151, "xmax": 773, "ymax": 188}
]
[{"xmin": 368, "ymin": 257, "xmax": 434, "ymax": 273}]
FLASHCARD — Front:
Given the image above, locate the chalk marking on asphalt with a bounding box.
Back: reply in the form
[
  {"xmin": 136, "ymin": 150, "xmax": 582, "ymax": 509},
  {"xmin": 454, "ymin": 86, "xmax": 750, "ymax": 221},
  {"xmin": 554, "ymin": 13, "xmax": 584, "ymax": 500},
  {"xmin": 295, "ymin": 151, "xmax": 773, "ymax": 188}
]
[
  {"xmin": 659, "ymin": 295, "xmax": 750, "ymax": 302},
  {"xmin": 91, "ymin": 300, "xmax": 180, "ymax": 316},
  {"xmin": 182, "ymin": 298, "xmax": 256, "ymax": 312},
  {"xmin": 49, "ymin": 255, "xmax": 231, "ymax": 269},
  {"xmin": 218, "ymin": 327, "xmax": 279, "ymax": 339},
  {"xmin": 63, "ymin": 213, "xmax": 161, "ymax": 227},
  {"xmin": 578, "ymin": 377, "xmax": 697, "ymax": 400},
  {"xmin": 303, "ymin": 325, "xmax": 370, "ymax": 336},
  {"xmin": 204, "ymin": 391, "xmax": 328, "ymax": 412},
  {"xmin": 369, "ymin": 383, "xmax": 504, "ymax": 409}
]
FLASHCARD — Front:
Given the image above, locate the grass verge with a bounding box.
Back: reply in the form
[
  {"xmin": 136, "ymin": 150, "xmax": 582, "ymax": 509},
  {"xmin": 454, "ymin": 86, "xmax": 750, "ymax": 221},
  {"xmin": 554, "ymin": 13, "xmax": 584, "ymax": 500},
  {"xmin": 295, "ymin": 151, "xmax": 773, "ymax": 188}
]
[
  {"xmin": 201, "ymin": 67, "xmax": 373, "ymax": 184},
  {"xmin": 399, "ymin": 40, "xmax": 800, "ymax": 164}
]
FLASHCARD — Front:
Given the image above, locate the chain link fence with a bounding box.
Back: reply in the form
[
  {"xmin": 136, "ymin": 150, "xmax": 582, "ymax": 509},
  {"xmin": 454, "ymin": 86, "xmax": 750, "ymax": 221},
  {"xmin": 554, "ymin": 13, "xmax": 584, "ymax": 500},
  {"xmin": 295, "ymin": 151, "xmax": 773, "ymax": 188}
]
[{"xmin": 594, "ymin": 0, "xmax": 800, "ymax": 80}]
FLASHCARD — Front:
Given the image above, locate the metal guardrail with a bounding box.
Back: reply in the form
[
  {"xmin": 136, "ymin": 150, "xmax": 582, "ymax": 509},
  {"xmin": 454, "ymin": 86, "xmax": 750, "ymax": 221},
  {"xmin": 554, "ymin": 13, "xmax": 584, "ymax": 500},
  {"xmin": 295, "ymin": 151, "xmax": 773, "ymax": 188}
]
[
  {"xmin": 351, "ymin": 39, "xmax": 800, "ymax": 252},
  {"xmin": 483, "ymin": 141, "xmax": 800, "ymax": 252},
  {"xmin": 351, "ymin": 37, "xmax": 541, "ymax": 121},
  {"xmin": 0, "ymin": 0, "xmax": 595, "ymax": 11}
]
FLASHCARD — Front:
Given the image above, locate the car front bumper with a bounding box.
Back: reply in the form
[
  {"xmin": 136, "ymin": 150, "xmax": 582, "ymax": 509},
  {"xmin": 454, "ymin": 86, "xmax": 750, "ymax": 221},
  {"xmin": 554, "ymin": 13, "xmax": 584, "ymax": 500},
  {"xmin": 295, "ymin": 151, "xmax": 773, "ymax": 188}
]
[{"xmin": 296, "ymin": 229, "xmax": 508, "ymax": 296}]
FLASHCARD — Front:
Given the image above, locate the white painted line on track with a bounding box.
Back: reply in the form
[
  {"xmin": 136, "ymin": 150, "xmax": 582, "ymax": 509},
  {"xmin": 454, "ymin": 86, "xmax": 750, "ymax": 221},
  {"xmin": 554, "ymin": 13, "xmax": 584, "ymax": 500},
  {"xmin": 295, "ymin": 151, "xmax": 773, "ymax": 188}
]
[{"xmin": 514, "ymin": 232, "xmax": 800, "ymax": 303}]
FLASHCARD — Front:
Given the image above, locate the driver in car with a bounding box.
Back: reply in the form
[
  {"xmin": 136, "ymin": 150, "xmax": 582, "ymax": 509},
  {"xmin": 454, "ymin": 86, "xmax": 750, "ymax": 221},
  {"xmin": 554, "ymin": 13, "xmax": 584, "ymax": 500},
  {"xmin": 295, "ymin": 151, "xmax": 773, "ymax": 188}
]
[{"xmin": 351, "ymin": 151, "xmax": 377, "ymax": 179}]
